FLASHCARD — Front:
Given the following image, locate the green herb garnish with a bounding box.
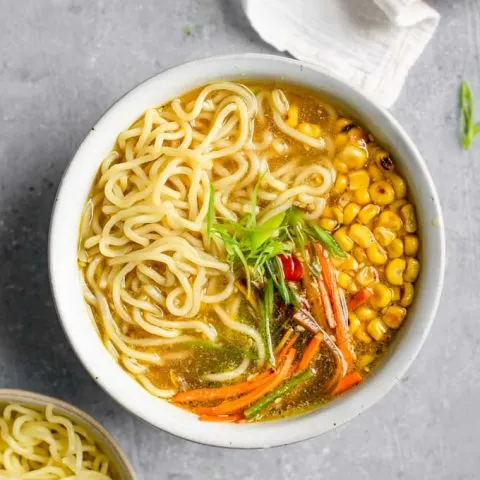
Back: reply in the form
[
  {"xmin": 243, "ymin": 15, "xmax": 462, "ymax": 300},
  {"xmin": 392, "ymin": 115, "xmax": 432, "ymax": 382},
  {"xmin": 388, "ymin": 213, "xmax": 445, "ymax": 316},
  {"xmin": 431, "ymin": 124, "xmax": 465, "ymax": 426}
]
[
  {"xmin": 260, "ymin": 278, "xmax": 276, "ymax": 367},
  {"xmin": 460, "ymin": 80, "xmax": 480, "ymax": 150},
  {"xmin": 183, "ymin": 24, "xmax": 193, "ymax": 36}
]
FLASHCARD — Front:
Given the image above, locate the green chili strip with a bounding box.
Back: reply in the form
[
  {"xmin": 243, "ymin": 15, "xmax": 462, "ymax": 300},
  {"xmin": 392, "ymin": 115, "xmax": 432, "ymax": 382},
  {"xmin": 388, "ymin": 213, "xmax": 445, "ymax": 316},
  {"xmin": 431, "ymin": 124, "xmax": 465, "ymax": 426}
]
[
  {"xmin": 261, "ymin": 278, "xmax": 276, "ymax": 367},
  {"xmin": 244, "ymin": 368, "xmax": 315, "ymax": 418}
]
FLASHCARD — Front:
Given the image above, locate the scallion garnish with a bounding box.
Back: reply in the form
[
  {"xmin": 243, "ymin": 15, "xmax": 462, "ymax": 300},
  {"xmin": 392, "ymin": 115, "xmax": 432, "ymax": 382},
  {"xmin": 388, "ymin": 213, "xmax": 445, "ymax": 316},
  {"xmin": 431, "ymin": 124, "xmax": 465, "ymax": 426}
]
[{"xmin": 460, "ymin": 80, "xmax": 480, "ymax": 150}]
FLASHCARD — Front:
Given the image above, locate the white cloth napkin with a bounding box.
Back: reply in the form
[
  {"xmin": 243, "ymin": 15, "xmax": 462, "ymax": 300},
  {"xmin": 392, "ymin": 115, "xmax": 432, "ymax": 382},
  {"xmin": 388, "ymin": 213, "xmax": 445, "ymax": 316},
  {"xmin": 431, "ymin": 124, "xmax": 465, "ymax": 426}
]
[{"xmin": 243, "ymin": 0, "xmax": 440, "ymax": 107}]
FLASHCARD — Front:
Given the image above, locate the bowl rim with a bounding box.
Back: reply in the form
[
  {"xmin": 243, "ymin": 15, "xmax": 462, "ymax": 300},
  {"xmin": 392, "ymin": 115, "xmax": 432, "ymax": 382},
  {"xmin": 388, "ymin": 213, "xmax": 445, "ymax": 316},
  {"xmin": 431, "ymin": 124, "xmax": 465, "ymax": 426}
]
[
  {"xmin": 49, "ymin": 53, "xmax": 446, "ymax": 448},
  {"xmin": 0, "ymin": 388, "xmax": 136, "ymax": 478}
]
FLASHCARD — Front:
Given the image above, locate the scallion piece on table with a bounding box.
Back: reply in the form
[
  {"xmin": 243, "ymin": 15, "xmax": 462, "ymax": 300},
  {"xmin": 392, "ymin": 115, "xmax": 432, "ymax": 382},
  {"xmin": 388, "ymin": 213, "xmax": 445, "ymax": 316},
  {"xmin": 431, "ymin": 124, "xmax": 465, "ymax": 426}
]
[
  {"xmin": 244, "ymin": 368, "xmax": 315, "ymax": 419},
  {"xmin": 460, "ymin": 80, "xmax": 480, "ymax": 150}
]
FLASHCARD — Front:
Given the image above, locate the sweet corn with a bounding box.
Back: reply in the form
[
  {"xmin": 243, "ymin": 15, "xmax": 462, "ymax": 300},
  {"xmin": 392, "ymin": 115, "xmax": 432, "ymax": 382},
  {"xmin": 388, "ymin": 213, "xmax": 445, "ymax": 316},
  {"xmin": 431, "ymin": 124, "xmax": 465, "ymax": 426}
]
[
  {"xmin": 370, "ymin": 283, "xmax": 392, "ymax": 308},
  {"xmin": 368, "ymin": 164, "xmax": 384, "ymax": 181},
  {"xmin": 355, "ymin": 305, "xmax": 376, "ymax": 321},
  {"xmin": 400, "ymin": 283, "xmax": 415, "ymax": 307},
  {"xmin": 344, "ymin": 203, "xmax": 361, "ymax": 225},
  {"xmin": 337, "ymin": 254, "xmax": 359, "ymax": 271},
  {"xmin": 319, "ymin": 218, "xmax": 337, "ymax": 232},
  {"xmin": 335, "ymin": 133, "xmax": 349, "ymax": 151},
  {"xmin": 334, "ymin": 227, "xmax": 354, "ymax": 252},
  {"xmin": 404, "ymin": 234, "xmax": 419, "ymax": 256},
  {"xmin": 349, "ymin": 224, "xmax": 375, "ymax": 248},
  {"xmin": 378, "ymin": 211, "xmax": 403, "ymax": 231},
  {"xmin": 391, "ymin": 286, "xmax": 401, "ymax": 302},
  {"xmin": 387, "ymin": 238, "xmax": 404, "ymax": 258},
  {"xmin": 349, "ymin": 312, "xmax": 361, "ymax": 334},
  {"xmin": 286, "ymin": 105, "xmax": 299, "ymax": 127},
  {"xmin": 367, "ymin": 318, "xmax": 388, "ymax": 341},
  {"xmin": 349, "ymin": 170, "xmax": 370, "ymax": 191},
  {"xmin": 386, "ymin": 173, "xmax": 407, "ymax": 198},
  {"xmin": 385, "ymin": 258, "xmax": 406, "ymax": 285},
  {"xmin": 373, "ymin": 148, "xmax": 394, "ymax": 171},
  {"xmin": 369, "ymin": 181, "xmax": 396, "ymax": 205},
  {"xmin": 374, "ymin": 226, "xmax": 396, "ymax": 247},
  {"xmin": 332, "ymin": 206, "xmax": 344, "ymax": 223},
  {"xmin": 322, "ymin": 206, "xmax": 334, "ymax": 218},
  {"xmin": 298, "ymin": 122, "xmax": 321, "ymax": 138},
  {"xmin": 335, "ymin": 117, "xmax": 354, "ymax": 133},
  {"xmin": 357, "ymin": 354, "xmax": 375, "ymax": 370},
  {"xmin": 404, "ymin": 258, "xmax": 420, "ymax": 282},
  {"xmin": 338, "ymin": 271, "xmax": 353, "ymax": 290},
  {"xmin": 358, "ymin": 204, "xmax": 381, "ymax": 225},
  {"xmin": 383, "ymin": 305, "xmax": 407, "ymax": 329},
  {"xmin": 347, "ymin": 126, "xmax": 366, "ymax": 143},
  {"xmin": 337, "ymin": 144, "xmax": 368, "ymax": 169},
  {"xmin": 347, "ymin": 281, "xmax": 359, "ymax": 294},
  {"xmin": 355, "ymin": 326, "xmax": 372, "ymax": 343},
  {"xmin": 333, "ymin": 158, "xmax": 349, "ymax": 174},
  {"xmin": 354, "ymin": 188, "xmax": 371, "ymax": 205},
  {"xmin": 367, "ymin": 243, "xmax": 388, "ymax": 264},
  {"xmin": 400, "ymin": 204, "xmax": 417, "ymax": 233},
  {"xmin": 389, "ymin": 199, "xmax": 408, "ymax": 212},
  {"xmin": 356, "ymin": 266, "xmax": 378, "ymax": 286},
  {"xmin": 333, "ymin": 174, "xmax": 348, "ymax": 194},
  {"xmin": 353, "ymin": 246, "xmax": 368, "ymax": 264}
]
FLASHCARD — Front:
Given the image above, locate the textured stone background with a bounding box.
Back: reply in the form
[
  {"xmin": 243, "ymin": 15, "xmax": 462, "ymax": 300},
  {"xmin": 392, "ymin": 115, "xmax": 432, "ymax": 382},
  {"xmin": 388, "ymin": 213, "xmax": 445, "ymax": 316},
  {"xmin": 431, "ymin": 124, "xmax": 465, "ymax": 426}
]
[{"xmin": 0, "ymin": 1, "xmax": 478, "ymax": 478}]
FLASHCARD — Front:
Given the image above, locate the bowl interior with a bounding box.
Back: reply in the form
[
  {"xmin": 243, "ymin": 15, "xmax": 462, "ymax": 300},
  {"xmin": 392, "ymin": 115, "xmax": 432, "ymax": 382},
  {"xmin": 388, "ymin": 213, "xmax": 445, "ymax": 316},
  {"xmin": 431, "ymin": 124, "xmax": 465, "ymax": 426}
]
[
  {"xmin": 49, "ymin": 54, "xmax": 445, "ymax": 448},
  {"xmin": 0, "ymin": 389, "xmax": 135, "ymax": 479}
]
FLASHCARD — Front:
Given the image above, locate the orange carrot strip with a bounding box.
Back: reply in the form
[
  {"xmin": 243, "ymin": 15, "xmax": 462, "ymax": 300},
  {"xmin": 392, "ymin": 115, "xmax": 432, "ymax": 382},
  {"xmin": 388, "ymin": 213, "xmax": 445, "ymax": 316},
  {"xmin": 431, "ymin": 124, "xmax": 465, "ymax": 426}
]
[
  {"xmin": 333, "ymin": 371, "xmax": 363, "ymax": 395},
  {"xmin": 199, "ymin": 414, "xmax": 243, "ymax": 423},
  {"xmin": 302, "ymin": 262, "xmax": 329, "ymax": 331},
  {"xmin": 274, "ymin": 329, "xmax": 293, "ymax": 355},
  {"xmin": 297, "ymin": 333, "xmax": 324, "ymax": 372},
  {"xmin": 192, "ymin": 349, "xmax": 296, "ymax": 416},
  {"xmin": 347, "ymin": 288, "xmax": 374, "ymax": 311},
  {"xmin": 173, "ymin": 371, "xmax": 273, "ymax": 403},
  {"xmin": 315, "ymin": 244, "xmax": 356, "ymax": 369},
  {"xmin": 317, "ymin": 274, "xmax": 336, "ymax": 329},
  {"xmin": 276, "ymin": 332, "xmax": 300, "ymax": 362}
]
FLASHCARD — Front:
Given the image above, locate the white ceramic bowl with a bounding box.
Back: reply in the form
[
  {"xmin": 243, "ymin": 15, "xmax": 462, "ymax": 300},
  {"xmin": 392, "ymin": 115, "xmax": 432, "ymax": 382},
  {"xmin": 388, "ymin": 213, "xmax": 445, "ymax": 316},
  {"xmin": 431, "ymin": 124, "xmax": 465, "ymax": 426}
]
[
  {"xmin": 49, "ymin": 54, "xmax": 445, "ymax": 448},
  {"xmin": 0, "ymin": 389, "xmax": 136, "ymax": 479}
]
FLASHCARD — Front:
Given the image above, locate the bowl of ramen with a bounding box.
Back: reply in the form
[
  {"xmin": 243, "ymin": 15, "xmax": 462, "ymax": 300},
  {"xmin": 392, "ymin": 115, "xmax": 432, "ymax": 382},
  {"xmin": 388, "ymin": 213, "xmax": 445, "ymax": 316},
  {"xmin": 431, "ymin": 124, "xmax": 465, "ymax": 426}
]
[
  {"xmin": 0, "ymin": 389, "xmax": 135, "ymax": 479},
  {"xmin": 49, "ymin": 54, "xmax": 445, "ymax": 448}
]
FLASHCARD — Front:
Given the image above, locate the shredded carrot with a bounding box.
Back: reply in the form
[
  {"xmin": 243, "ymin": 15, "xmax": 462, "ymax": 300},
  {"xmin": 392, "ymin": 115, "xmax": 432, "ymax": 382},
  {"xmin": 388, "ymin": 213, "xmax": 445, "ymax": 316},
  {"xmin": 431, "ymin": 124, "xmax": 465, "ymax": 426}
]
[
  {"xmin": 317, "ymin": 274, "xmax": 336, "ymax": 329},
  {"xmin": 297, "ymin": 333, "xmax": 323, "ymax": 372},
  {"xmin": 192, "ymin": 349, "xmax": 296, "ymax": 416},
  {"xmin": 275, "ymin": 329, "xmax": 293, "ymax": 355},
  {"xmin": 276, "ymin": 332, "xmax": 300, "ymax": 362},
  {"xmin": 347, "ymin": 288, "xmax": 374, "ymax": 311},
  {"xmin": 315, "ymin": 244, "xmax": 356, "ymax": 369},
  {"xmin": 173, "ymin": 370, "xmax": 273, "ymax": 403},
  {"xmin": 302, "ymin": 263, "xmax": 330, "ymax": 331},
  {"xmin": 199, "ymin": 414, "xmax": 243, "ymax": 423},
  {"xmin": 333, "ymin": 371, "xmax": 363, "ymax": 395}
]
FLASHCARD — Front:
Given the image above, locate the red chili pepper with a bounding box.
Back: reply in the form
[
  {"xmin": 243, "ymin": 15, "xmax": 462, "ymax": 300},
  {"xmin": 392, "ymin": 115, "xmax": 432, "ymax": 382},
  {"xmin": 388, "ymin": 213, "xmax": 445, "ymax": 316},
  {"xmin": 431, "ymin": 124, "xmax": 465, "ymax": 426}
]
[{"xmin": 278, "ymin": 254, "xmax": 303, "ymax": 281}]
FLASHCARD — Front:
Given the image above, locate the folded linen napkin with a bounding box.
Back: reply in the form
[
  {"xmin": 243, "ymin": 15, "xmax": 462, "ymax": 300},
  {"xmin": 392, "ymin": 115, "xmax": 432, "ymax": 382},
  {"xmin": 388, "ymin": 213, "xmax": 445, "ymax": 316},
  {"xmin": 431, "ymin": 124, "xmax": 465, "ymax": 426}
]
[{"xmin": 243, "ymin": 0, "xmax": 440, "ymax": 107}]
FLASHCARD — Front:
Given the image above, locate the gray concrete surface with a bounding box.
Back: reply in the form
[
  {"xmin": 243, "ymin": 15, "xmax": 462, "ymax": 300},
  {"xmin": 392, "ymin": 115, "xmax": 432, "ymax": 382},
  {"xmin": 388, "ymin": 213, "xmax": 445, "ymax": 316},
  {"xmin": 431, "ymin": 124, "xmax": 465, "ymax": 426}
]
[{"xmin": 0, "ymin": 0, "xmax": 478, "ymax": 478}]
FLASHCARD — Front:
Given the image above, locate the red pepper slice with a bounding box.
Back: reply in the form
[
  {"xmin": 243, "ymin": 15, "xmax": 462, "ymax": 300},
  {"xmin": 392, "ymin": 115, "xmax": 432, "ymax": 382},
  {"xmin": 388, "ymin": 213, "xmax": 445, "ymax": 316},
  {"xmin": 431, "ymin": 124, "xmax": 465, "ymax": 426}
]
[{"xmin": 278, "ymin": 254, "xmax": 303, "ymax": 281}]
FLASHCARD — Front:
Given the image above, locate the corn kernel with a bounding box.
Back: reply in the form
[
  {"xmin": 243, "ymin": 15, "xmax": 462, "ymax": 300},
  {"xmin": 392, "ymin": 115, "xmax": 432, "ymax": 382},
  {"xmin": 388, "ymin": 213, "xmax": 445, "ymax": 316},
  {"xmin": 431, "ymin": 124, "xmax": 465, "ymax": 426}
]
[
  {"xmin": 344, "ymin": 203, "xmax": 361, "ymax": 225},
  {"xmin": 347, "ymin": 126, "xmax": 366, "ymax": 143},
  {"xmin": 370, "ymin": 283, "xmax": 392, "ymax": 309},
  {"xmin": 348, "ymin": 170, "xmax": 370, "ymax": 191},
  {"xmin": 386, "ymin": 258, "xmax": 406, "ymax": 285},
  {"xmin": 383, "ymin": 306, "xmax": 407, "ymax": 329},
  {"xmin": 334, "ymin": 227, "xmax": 354, "ymax": 252},
  {"xmin": 286, "ymin": 105, "xmax": 299, "ymax": 127},
  {"xmin": 358, "ymin": 204, "xmax": 381, "ymax": 225},
  {"xmin": 353, "ymin": 246, "xmax": 368, "ymax": 264},
  {"xmin": 338, "ymin": 272, "xmax": 353, "ymax": 290},
  {"xmin": 400, "ymin": 204, "xmax": 417, "ymax": 233},
  {"xmin": 348, "ymin": 281, "xmax": 359, "ymax": 294},
  {"xmin": 404, "ymin": 234, "xmax": 419, "ymax": 256},
  {"xmin": 389, "ymin": 199, "xmax": 408, "ymax": 212},
  {"xmin": 386, "ymin": 173, "xmax": 407, "ymax": 198},
  {"xmin": 322, "ymin": 206, "xmax": 334, "ymax": 218},
  {"xmin": 332, "ymin": 207, "xmax": 344, "ymax": 223},
  {"xmin": 378, "ymin": 211, "xmax": 403, "ymax": 232},
  {"xmin": 355, "ymin": 306, "xmax": 376, "ymax": 321},
  {"xmin": 367, "ymin": 318, "xmax": 388, "ymax": 341},
  {"xmin": 335, "ymin": 133, "xmax": 349, "ymax": 150},
  {"xmin": 333, "ymin": 158, "xmax": 349, "ymax": 173},
  {"xmin": 356, "ymin": 266, "xmax": 378, "ymax": 286},
  {"xmin": 367, "ymin": 243, "xmax": 388, "ymax": 265},
  {"xmin": 354, "ymin": 187, "xmax": 371, "ymax": 205},
  {"xmin": 391, "ymin": 286, "xmax": 401, "ymax": 302},
  {"xmin": 319, "ymin": 218, "xmax": 337, "ymax": 232},
  {"xmin": 298, "ymin": 122, "xmax": 321, "ymax": 138},
  {"xmin": 349, "ymin": 313, "xmax": 361, "ymax": 334},
  {"xmin": 373, "ymin": 148, "xmax": 394, "ymax": 171},
  {"xmin": 335, "ymin": 118, "xmax": 354, "ymax": 133},
  {"xmin": 336, "ymin": 254, "xmax": 359, "ymax": 271},
  {"xmin": 387, "ymin": 238, "xmax": 404, "ymax": 258},
  {"xmin": 355, "ymin": 326, "xmax": 372, "ymax": 343},
  {"xmin": 368, "ymin": 164, "xmax": 384, "ymax": 181},
  {"xmin": 337, "ymin": 145, "xmax": 368, "ymax": 169},
  {"xmin": 349, "ymin": 224, "xmax": 375, "ymax": 248},
  {"xmin": 374, "ymin": 226, "xmax": 396, "ymax": 247},
  {"xmin": 404, "ymin": 258, "xmax": 420, "ymax": 282},
  {"xmin": 358, "ymin": 354, "xmax": 375, "ymax": 370},
  {"xmin": 400, "ymin": 283, "xmax": 415, "ymax": 307},
  {"xmin": 333, "ymin": 174, "xmax": 348, "ymax": 194},
  {"xmin": 369, "ymin": 181, "xmax": 396, "ymax": 205}
]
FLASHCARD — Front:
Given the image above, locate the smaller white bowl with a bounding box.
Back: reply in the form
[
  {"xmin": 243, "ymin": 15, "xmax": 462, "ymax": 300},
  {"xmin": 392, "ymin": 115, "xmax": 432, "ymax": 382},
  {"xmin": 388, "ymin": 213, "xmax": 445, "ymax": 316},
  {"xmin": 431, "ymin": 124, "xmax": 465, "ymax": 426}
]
[
  {"xmin": 49, "ymin": 54, "xmax": 445, "ymax": 448},
  {"xmin": 0, "ymin": 389, "xmax": 136, "ymax": 479}
]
